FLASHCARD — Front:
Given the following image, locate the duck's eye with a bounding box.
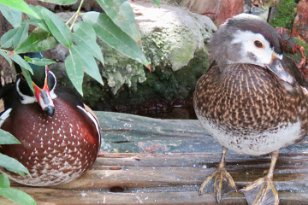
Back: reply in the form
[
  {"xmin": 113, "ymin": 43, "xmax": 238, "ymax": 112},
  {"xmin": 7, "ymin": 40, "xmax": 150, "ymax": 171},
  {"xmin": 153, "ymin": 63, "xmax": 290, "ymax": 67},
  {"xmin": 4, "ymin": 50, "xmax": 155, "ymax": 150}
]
[{"xmin": 254, "ymin": 40, "xmax": 263, "ymax": 48}]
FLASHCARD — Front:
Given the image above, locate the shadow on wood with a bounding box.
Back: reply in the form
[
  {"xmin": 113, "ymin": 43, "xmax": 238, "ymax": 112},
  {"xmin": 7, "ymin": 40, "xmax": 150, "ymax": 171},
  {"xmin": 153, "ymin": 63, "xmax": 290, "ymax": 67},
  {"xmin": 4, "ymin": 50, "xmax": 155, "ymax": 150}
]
[{"xmin": 2, "ymin": 112, "xmax": 307, "ymax": 205}]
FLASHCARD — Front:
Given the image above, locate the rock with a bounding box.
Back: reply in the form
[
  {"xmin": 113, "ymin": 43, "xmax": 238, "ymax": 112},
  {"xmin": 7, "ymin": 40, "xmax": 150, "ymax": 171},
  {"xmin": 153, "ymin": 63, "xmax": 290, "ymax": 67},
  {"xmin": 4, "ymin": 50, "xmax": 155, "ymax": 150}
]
[
  {"xmin": 181, "ymin": 0, "xmax": 244, "ymax": 25},
  {"xmin": 52, "ymin": 2, "xmax": 216, "ymax": 115},
  {"xmin": 131, "ymin": 1, "xmax": 216, "ymax": 71},
  {"xmin": 292, "ymin": 0, "xmax": 308, "ymax": 42},
  {"xmin": 92, "ymin": 1, "xmax": 215, "ymax": 112}
]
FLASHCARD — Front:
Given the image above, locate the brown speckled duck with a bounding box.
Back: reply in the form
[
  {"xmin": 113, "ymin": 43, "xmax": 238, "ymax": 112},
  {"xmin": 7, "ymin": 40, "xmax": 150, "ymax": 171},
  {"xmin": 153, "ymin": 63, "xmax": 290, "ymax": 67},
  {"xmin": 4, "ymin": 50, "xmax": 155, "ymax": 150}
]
[
  {"xmin": 0, "ymin": 53, "xmax": 101, "ymax": 186},
  {"xmin": 194, "ymin": 14, "xmax": 308, "ymax": 205}
]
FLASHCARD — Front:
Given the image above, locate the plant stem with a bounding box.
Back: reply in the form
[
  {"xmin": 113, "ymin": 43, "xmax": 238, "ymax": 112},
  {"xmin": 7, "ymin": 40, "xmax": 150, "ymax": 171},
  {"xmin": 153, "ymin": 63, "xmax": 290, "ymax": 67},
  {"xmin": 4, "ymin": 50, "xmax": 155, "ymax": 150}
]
[{"xmin": 68, "ymin": 0, "xmax": 85, "ymax": 31}]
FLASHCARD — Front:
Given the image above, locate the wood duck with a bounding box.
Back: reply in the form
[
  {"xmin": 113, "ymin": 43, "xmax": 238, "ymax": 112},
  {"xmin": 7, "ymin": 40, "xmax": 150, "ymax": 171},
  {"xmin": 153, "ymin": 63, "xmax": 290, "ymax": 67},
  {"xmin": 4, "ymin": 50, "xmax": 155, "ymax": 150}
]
[
  {"xmin": 0, "ymin": 53, "xmax": 101, "ymax": 186},
  {"xmin": 194, "ymin": 14, "xmax": 307, "ymax": 205}
]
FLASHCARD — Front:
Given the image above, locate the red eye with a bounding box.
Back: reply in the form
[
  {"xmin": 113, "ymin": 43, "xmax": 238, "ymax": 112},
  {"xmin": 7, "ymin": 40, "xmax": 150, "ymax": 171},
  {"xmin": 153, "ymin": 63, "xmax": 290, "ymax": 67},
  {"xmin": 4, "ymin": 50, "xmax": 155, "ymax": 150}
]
[{"xmin": 254, "ymin": 40, "xmax": 263, "ymax": 48}]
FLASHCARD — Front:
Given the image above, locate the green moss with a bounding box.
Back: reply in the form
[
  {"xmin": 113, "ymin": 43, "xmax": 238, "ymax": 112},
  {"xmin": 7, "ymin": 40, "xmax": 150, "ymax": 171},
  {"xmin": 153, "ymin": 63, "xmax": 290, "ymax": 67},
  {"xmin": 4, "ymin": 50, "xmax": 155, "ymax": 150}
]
[
  {"xmin": 80, "ymin": 49, "xmax": 209, "ymax": 111},
  {"xmin": 270, "ymin": 0, "xmax": 297, "ymax": 29}
]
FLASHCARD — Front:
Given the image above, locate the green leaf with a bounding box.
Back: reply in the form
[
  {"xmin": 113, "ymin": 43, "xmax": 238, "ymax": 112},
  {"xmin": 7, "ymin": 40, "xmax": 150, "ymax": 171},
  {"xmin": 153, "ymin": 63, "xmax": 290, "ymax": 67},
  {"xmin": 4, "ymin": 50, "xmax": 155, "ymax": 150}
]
[
  {"xmin": 0, "ymin": 29, "xmax": 17, "ymax": 48},
  {"xmin": 0, "ymin": 153, "xmax": 29, "ymax": 176},
  {"xmin": 40, "ymin": 7, "xmax": 73, "ymax": 47},
  {"xmin": 74, "ymin": 44, "xmax": 103, "ymax": 85},
  {"xmin": 10, "ymin": 54, "xmax": 34, "ymax": 92},
  {"xmin": 83, "ymin": 12, "xmax": 149, "ymax": 66},
  {"xmin": 28, "ymin": 7, "xmax": 49, "ymax": 31},
  {"xmin": 38, "ymin": 0, "xmax": 77, "ymax": 5},
  {"xmin": 0, "ymin": 4, "xmax": 22, "ymax": 27},
  {"xmin": 0, "ymin": 173, "xmax": 10, "ymax": 188},
  {"xmin": 21, "ymin": 68, "xmax": 34, "ymax": 93},
  {"xmin": 24, "ymin": 56, "xmax": 55, "ymax": 66},
  {"xmin": 13, "ymin": 23, "xmax": 29, "ymax": 49},
  {"xmin": 96, "ymin": 0, "xmax": 141, "ymax": 42},
  {"xmin": 0, "ymin": 0, "xmax": 40, "ymax": 19},
  {"xmin": 0, "ymin": 129, "xmax": 20, "ymax": 145},
  {"xmin": 0, "ymin": 49, "xmax": 12, "ymax": 66},
  {"xmin": 73, "ymin": 22, "xmax": 104, "ymax": 63},
  {"xmin": 15, "ymin": 29, "xmax": 57, "ymax": 53},
  {"xmin": 65, "ymin": 47, "xmax": 84, "ymax": 95},
  {"xmin": 10, "ymin": 54, "xmax": 33, "ymax": 74},
  {"xmin": 0, "ymin": 23, "xmax": 29, "ymax": 49},
  {"xmin": 0, "ymin": 187, "xmax": 36, "ymax": 205}
]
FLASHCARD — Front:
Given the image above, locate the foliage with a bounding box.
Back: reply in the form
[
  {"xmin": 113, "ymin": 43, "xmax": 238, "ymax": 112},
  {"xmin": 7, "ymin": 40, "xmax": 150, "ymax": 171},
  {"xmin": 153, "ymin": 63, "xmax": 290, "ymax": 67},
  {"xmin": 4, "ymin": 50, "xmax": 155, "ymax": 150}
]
[
  {"xmin": 0, "ymin": 130, "xmax": 36, "ymax": 205},
  {"xmin": 269, "ymin": 0, "xmax": 297, "ymax": 29},
  {"xmin": 0, "ymin": 0, "xmax": 150, "ymax": 96},
  {"xmin": 0, "ymin": 0, "xmax": 153, "ymax": 204},
  {"xmin": 0, "ymin": 173, "xmax": 36, "ymax": 205}
]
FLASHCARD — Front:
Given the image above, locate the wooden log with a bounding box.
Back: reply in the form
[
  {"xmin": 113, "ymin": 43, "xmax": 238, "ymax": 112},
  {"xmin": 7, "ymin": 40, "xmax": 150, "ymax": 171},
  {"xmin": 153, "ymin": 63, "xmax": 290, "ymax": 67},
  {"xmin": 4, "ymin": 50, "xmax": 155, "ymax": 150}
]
[
  {"xmin": 98, "ymin": 112, "xmax": 307, "ymax": 155},
  {"xmin": 2, "ymin": 111, "xmax": 307, "ymax": 204}
]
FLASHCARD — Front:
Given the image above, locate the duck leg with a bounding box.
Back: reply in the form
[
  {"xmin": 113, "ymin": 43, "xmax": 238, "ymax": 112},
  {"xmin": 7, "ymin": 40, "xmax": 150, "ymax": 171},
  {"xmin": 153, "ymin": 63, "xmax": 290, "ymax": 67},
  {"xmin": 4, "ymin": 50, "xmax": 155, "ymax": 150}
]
[
  {"xmin": 199, "ymin": 147, "xmax": 237, "ymax": 203},
  {"xmin": 241, "ymin": 151, "xmax": 279, "ymax": 205}
]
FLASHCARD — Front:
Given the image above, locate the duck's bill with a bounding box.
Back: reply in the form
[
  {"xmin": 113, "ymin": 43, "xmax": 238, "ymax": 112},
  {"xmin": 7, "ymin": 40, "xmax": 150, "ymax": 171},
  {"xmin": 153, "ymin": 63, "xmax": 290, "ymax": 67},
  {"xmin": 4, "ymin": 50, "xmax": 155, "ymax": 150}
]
[{"xmin": 33, "ymin": 84, "xmax": 55, "ymax": 117}]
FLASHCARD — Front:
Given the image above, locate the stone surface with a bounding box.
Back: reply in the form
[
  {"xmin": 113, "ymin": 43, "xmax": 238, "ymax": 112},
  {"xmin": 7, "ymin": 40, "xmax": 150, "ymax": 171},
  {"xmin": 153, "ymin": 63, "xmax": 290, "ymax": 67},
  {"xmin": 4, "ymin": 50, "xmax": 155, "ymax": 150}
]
[
  {"xmin": 131, "ymin": 2, "xmax": 216, "ymax": 71},
  {"xmin": 96, "ymin": 1, "xmax": 215, "ymax": 112},
  {"xmin": 52, "ymin": 2, "xmax": 216, "ymax": 115}
]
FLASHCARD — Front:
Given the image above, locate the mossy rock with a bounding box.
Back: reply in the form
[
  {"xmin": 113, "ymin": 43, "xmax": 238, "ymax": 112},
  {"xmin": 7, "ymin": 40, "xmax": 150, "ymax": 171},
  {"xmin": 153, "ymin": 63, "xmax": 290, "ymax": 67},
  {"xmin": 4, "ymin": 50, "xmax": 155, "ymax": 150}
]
[{"xmin": 79, "ymin": 2, "xmax": 215, "ymax": 115}]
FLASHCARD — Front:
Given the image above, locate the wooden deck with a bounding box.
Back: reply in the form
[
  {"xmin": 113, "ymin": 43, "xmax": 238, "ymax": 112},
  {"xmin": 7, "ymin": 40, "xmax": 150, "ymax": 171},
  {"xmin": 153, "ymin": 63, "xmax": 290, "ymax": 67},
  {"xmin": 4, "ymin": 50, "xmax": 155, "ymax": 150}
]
[{"xmin": 2, "ymin": 112, "xmax": 308, "ymax": 205}]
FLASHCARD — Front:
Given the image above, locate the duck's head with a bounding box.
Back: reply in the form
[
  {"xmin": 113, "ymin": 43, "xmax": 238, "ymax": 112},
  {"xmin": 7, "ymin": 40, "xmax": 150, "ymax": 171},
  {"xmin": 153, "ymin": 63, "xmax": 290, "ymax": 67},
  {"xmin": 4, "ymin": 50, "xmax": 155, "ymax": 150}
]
[
  {"xmin": 15, "ymin": 53, "xmax": 57, "ymax": 117},
  {"xmin": 210, "ymin": 13, "xmax": 294, "ymax": 84}
]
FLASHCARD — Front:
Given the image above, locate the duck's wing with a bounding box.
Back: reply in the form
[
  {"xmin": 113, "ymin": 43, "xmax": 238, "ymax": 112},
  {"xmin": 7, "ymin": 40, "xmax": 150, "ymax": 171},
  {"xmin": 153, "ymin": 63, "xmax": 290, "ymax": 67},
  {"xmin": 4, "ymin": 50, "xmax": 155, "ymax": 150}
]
[
  {"xmin": 57, "ymin": 87, "xmax": 101, "ymax": 148},
  {"xmin": 282, "ymin": 56, "xmax": 308, "ymax": 88}
]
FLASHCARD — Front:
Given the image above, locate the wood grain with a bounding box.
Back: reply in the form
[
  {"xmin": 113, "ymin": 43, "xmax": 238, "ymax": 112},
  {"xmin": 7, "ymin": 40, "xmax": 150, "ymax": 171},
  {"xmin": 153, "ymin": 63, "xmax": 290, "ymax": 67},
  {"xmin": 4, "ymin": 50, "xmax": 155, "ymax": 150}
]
[{"xmin": 2, "ymin": 112, "xmax": 307, "ymax": 205}]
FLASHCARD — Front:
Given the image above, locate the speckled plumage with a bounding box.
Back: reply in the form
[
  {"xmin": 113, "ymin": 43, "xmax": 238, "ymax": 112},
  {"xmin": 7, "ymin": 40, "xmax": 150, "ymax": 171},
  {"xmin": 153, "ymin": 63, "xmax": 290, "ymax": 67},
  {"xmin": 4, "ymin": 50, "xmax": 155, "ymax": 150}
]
[
  {"xmin": 0, "ymin": 53, "xmax": 101, "ymax": 186},
  {"xmin": 1, "ymin": 93, "xmax": 100, "ymax": 186},
  {"xmin": 194, "ymin": 14, "xmax": 308, "ymax": 205},
  {"xmin": 194, "ymin": 63, "xmax": 307, "ymax": 155}
]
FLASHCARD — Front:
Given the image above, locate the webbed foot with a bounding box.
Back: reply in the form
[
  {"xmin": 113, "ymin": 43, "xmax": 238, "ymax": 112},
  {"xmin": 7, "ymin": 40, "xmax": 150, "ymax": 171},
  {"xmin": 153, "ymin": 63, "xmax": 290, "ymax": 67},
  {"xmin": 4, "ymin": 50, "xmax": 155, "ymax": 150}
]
[{"xmin": 199, "ymin": 147, "xmax": 237, "ymax": 203}]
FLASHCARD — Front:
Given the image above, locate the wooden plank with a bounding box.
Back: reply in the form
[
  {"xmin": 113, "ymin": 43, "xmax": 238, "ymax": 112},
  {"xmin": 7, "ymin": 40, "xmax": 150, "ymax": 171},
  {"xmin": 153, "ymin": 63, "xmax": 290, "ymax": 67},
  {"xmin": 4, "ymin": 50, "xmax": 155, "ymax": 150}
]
[
  {"xmin": 7, "ymin": 152, "xmax": 307, "ymax": 204},
  {"xmin": 0, "ymin": 188, "xmax": 243, "ymax": 205},
  {"xmin": 46, "ymin": 153, "xmax": 307, "ymax": 191},
  {"xmin": 2, "ymin": 188, "xmax": 308, "ymax": 205},
  {"xmin": 2, "ymin": 112, "xmax": 307, "ymax": 204}
]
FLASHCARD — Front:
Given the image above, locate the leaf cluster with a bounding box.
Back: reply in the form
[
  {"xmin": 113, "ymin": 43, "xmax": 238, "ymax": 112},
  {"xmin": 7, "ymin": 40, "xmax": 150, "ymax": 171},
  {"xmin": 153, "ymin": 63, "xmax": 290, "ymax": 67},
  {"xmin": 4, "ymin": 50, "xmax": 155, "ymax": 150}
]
[
  {"xmin": 0, "ymin": 0, "xmax": 152, "ymax": 95},
  {"xmin": 0, "ymin": 130, "xmax": 35, "ymax": 205}
]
